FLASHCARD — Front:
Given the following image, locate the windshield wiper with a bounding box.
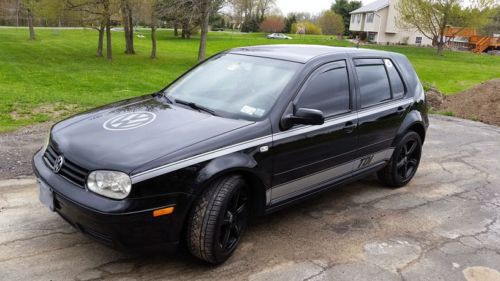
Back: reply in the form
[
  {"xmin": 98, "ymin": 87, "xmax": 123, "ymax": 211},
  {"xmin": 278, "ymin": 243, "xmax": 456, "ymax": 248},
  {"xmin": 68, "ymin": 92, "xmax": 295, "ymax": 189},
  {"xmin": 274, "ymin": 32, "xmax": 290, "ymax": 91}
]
[{"xmin": 174, "ymin": 99, "xmax": 218, "ymax": 116}]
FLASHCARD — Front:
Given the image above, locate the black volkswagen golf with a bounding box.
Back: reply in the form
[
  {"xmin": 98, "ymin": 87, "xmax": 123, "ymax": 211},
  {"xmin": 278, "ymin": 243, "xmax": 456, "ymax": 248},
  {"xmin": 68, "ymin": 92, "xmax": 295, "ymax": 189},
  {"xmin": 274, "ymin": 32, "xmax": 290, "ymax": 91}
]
[{"xmin": 33, "ymin": 45, "xmax": 428, "ymax": 264}]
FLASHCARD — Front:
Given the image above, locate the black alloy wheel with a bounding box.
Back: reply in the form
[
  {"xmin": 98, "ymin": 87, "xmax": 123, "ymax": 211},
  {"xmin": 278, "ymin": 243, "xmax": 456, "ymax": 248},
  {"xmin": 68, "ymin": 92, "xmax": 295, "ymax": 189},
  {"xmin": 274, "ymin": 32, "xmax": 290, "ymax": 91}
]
[
  {"xmin": 186, "ymin": 175, "xmax": 249, "ymax": 264},
  {"xmin": 378, "ymin": 131, "xmax": 422, "ymax": 188}
]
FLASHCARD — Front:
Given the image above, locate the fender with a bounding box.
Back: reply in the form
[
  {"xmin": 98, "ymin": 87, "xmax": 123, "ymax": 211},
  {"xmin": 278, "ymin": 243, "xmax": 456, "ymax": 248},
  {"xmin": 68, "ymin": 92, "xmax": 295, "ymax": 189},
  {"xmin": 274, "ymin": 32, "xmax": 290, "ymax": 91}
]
[
  {"xmin": 392, "ymin": 108, "xmax": 427, "ymax": 147},
  {"xmin": 193, "ymin": 151, "xmax": 271, "ymax": 215}
]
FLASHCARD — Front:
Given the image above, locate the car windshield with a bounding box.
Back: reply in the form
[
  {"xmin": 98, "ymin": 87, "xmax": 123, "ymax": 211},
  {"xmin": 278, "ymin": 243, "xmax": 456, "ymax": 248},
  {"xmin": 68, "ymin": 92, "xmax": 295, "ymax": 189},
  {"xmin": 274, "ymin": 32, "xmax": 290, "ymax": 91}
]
[{"xmin": 164, "ymin": 54, "xmax": 301, "ymax": 120}]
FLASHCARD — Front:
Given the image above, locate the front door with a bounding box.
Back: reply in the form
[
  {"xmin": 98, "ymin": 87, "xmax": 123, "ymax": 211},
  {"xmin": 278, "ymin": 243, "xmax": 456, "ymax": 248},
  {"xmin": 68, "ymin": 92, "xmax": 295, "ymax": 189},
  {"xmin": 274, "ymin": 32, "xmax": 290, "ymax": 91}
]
[{"xmin": 269, "ymin": 60, "xmax": 359, "ymax": 204}]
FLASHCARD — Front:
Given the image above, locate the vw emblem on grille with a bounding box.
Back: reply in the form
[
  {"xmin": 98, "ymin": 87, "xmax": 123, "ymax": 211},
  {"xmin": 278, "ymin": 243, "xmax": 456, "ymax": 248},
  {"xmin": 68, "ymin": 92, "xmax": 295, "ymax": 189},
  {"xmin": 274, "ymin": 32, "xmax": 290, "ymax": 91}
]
[
  {"xmin": 103, "ymin": 112, "xmax": 157, "ymax": 131},
  {"xmin": 53, "ymin": 155, "xmax": 64, "ymax": 173}
]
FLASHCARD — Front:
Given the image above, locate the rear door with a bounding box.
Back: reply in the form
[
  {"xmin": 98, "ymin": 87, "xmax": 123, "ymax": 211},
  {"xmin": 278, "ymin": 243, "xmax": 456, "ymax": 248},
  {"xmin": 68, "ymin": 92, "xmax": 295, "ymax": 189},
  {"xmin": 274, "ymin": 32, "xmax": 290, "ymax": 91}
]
[
  {"xmin": 269, "ymin": 60, "xmax": 359, "ymax": 204},
  {"xmin": 352, "ymin": 57, "xmax": 411, "ymax": 169}
]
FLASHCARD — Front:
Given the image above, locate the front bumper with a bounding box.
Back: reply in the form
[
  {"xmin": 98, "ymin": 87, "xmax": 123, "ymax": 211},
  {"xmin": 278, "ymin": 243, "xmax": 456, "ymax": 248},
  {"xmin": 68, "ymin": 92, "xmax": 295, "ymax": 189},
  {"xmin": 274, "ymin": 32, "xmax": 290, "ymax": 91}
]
[{"xmin": 33, "ymin": 149, "xmax": 193, "ymax": 252}]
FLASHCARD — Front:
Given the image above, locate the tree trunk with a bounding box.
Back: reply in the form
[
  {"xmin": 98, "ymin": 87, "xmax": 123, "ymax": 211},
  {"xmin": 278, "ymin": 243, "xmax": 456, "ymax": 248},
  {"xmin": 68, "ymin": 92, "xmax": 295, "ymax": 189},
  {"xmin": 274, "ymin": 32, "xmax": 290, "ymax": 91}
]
[
  {"xmin": 151, "ymin": 26, "xmax": 157, "ymax": 59},
  {"xmin": 437, "ymin": 27, "xmax": 445, "ymax": 56},
  {"xmin": 27, "ymin": 8, "xmax": 35, "ymax": 40},
  {"xmin": 105, "ymin": 16, "xmax": 112, "ymax": 60},
  {"xmin": 16, "ymin": 0, "xmax": 20, "ymax": 27},
  {"xmin": 174, "ymin": 22, "xmax": 179, "ymax": 37},
  {"xmin": 128, "ymin": 9, "xmax": 134, "ymax": 52},
  {"xmin": 121, "ymin": 0, "xmax": 134, "ymax": 54},
  {"xmin": 97, "ymin": 22, "xmax": 104, "ymax": 57},
  {"xmin": 198, "ymin": 10, "xmax": 210, "ymax": 61}
]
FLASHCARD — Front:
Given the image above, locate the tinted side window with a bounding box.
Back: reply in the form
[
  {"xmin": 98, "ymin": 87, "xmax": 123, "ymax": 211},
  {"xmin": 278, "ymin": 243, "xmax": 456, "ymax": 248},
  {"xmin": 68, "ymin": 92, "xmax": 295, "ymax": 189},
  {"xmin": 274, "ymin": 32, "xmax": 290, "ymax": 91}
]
[
  {"xmin": 355, "ymin": 63, "xmax": 391, "ymax": 108},
  {"xmin": 297, "ymin": 62, "xmax": 350, "ymax": 117},
  {"xmin": 384, "ymin": 59, "xmax": 405, "ymax": 99}
]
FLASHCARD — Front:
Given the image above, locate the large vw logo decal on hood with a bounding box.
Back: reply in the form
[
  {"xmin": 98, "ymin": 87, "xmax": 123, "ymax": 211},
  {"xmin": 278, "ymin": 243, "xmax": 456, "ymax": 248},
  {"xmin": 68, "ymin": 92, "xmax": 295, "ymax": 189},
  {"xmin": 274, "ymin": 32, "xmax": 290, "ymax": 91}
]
[{"xmin": 103, "ymin": 112, "xmax": 157, "ymax": 131}]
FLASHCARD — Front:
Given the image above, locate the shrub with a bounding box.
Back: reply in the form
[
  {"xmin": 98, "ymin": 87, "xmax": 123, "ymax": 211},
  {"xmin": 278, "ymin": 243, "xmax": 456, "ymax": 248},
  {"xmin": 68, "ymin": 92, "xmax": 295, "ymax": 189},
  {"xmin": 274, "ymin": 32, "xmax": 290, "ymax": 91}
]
[
  {"xmin": 291, "ymin": 21, "xmax": 322, "ymax": 35},
  {"xmin": 259, "ymin": 16, "xmax": 285, "ymax": 33}
]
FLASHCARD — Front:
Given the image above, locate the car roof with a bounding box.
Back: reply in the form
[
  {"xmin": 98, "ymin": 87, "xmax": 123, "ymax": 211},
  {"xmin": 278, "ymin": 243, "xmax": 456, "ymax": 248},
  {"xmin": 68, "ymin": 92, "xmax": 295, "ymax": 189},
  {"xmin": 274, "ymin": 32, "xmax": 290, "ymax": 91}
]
[{"xmin": 228, "ymin": 44, "xmax": 397, "ymax": 63}]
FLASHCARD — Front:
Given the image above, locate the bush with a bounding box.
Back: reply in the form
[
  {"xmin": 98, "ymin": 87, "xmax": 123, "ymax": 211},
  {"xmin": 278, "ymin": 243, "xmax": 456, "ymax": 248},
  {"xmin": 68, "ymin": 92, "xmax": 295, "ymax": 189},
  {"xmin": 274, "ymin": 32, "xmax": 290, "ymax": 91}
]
[
  {"xmin": 318, "ymin": 11, "xmax": 344, "ymax": 35},
  {"xmin": 259, "ymin": 16, "xmax": 285, "ymax": 33},
  {"xmin": 291, "ymin": 21, "xmax": 322, "ymax": 35}
]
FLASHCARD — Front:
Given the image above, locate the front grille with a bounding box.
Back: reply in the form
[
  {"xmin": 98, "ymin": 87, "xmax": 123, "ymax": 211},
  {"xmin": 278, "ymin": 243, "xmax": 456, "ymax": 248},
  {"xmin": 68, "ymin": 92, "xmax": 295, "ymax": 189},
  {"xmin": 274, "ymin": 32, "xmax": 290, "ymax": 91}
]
[{"xmin": 44, "ymin": 144, "xmax": 89, "ymax": 188}]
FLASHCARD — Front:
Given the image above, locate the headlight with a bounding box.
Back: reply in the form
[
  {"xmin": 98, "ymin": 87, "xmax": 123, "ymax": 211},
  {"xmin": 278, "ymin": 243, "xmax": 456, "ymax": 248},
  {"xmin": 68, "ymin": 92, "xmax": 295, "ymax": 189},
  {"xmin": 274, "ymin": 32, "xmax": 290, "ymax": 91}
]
[{"xmin": 87, "ymin": 170, "xmax": 131, "ymax": 199}]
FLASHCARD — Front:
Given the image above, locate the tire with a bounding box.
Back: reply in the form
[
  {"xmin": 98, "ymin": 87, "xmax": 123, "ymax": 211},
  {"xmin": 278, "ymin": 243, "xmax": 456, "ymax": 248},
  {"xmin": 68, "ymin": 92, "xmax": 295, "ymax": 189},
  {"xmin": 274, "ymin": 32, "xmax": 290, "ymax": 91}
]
[
  {"xmin": 378, "ymin": 131, "xmax": 422, "ymax": 188},
  {"xmin": 186, "ymin": 175, "xmax": 249, "ymax": 264}
]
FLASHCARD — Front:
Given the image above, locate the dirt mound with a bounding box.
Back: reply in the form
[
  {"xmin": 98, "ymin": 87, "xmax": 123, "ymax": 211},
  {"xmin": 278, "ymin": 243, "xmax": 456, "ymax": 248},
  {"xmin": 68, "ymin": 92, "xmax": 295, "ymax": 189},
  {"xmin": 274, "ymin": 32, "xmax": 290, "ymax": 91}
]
[{"xmin": 427, "ymin": 79, "xmax": 500, "ymax": 126}]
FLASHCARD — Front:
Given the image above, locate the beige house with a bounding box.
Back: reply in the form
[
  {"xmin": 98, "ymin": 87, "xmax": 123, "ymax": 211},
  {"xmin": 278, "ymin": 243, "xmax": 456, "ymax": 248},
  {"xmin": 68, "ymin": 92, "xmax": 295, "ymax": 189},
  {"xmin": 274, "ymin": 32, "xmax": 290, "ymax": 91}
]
[{"xmin": 349, "ymin": 0, "xmax": 433, "ymax": 46}]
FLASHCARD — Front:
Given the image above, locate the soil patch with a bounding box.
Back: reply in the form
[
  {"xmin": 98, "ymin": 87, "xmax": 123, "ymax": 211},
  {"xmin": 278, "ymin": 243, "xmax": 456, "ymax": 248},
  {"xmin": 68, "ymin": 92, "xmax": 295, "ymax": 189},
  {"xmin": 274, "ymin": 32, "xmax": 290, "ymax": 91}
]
[
  {"xmin": 0, "ymin": 122, "xmax": 52, "ymax": 179},
  {"xmin": 427, "ymin": 79, "xmax": 500, "ymax": 126}
]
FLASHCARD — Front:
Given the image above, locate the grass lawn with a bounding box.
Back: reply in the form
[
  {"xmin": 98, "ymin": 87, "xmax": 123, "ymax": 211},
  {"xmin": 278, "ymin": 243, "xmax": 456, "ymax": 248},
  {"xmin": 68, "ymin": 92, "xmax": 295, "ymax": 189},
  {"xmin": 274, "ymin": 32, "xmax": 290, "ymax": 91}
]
[{"xmin": 0, "ymin": 28, "xmax": 499, "ymax": 132}]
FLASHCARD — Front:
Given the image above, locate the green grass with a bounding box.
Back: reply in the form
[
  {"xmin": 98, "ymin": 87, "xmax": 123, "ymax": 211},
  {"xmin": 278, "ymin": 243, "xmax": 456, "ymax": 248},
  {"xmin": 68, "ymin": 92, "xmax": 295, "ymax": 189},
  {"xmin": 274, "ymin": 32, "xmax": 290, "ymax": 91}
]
[{"xmin": 0, "ymin": 28, "xmax": 499, "ymax": 132}]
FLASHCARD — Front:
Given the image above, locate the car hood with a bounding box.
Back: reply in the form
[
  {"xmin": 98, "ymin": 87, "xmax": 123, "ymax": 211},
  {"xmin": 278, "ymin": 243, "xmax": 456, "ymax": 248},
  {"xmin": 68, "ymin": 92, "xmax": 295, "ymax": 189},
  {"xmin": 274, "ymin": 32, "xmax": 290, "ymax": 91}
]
[{"xmin": 50, "ymin": 95, "xmax": 253, "ymax": 173}]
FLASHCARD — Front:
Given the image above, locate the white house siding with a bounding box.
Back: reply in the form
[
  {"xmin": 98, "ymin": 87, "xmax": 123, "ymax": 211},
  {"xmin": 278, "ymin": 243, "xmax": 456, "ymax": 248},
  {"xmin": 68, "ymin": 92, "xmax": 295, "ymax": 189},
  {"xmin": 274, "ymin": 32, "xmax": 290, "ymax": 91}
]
[{"xmin": 349, "ymin": 0, "xmax": 433, "ymax": 46}]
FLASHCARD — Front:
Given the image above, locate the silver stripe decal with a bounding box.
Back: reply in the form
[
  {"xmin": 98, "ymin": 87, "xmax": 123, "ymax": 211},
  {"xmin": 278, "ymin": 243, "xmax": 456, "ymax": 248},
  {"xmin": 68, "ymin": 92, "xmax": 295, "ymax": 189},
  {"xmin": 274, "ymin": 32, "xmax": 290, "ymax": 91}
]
[
  {"xmin": 269, "ymin": 148, "xmax": 394, "ymax": 204},
  {"xmin": 130, "ymin": 99, "xmax": 411, "ymax": 183},
  {"xmin": 131, "ymin": 136, "xmax": 273, "ymax": 183}
]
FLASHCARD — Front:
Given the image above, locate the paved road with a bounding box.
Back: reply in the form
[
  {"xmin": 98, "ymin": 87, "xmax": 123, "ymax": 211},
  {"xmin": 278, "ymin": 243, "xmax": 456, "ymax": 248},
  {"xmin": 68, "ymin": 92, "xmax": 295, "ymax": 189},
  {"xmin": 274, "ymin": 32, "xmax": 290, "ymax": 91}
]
[{"xmin": 1, "ymin": 115, "xmax": 500, "ymax": 281}]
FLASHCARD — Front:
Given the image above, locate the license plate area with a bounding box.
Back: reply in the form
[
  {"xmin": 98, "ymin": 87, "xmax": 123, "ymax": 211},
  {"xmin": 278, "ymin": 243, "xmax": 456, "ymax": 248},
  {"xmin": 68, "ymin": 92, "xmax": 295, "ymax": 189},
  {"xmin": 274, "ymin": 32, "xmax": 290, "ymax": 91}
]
[{"xmin": 38, "ymin": 179, "xmax": 55, "ymax": 211}]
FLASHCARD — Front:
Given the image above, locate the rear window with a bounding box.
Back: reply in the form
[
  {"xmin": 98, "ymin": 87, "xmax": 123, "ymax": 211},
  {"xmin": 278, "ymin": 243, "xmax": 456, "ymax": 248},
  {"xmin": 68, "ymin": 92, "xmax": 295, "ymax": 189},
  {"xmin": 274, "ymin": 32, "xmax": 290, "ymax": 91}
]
[
  {"xmin": 355, "ymin": 58, "xmax": 406, "ymax": 108},
  {"xmin": 356, "ymin": 64, "xmax": 391, "ymax": 108}
]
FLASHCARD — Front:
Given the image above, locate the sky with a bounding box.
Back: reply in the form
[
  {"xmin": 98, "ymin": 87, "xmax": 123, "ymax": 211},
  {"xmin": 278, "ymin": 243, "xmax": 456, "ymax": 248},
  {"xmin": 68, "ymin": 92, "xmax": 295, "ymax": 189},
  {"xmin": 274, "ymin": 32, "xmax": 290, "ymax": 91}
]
[{"xmin": 275, "ymin": 0, "xmax": 373, "ymax": 16}]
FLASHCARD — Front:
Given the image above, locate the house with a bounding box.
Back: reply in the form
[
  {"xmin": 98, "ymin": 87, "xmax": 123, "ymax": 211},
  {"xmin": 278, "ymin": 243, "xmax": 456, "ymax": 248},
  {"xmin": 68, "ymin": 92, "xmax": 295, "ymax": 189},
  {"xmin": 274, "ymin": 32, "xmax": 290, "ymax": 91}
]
[{"xmin": 349, "ymin": 0, "xmax": 433, "ymax": 46}]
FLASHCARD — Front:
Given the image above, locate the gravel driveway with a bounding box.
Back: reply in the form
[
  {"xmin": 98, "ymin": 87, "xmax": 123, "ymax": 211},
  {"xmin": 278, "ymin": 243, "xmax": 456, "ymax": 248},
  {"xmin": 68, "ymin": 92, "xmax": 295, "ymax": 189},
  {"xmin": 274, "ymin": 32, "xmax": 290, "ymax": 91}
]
[{"xmin": 1, "ymin": 115, "xmax": 499, "ymax": 281}]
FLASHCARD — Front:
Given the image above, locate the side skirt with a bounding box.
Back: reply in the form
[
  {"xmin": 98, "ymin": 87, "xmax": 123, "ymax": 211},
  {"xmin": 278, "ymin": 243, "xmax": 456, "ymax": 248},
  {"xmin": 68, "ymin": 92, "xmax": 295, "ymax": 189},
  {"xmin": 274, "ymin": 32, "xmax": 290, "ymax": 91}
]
[{"xmin": 264, "ymin": 161, "xmax": 387, "ymax": 215}]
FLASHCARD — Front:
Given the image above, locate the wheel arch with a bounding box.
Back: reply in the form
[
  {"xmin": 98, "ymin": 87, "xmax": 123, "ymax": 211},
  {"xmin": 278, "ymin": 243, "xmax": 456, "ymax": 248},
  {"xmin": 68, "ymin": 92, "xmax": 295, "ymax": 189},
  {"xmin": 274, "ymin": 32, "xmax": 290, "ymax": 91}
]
[
  {"xmin": 192, "ymin": 152, "xmax": 270, "ymax": 216},
  {"xmin": 393, "ymin": 109, "xmax": 427, "ymax": 146}
]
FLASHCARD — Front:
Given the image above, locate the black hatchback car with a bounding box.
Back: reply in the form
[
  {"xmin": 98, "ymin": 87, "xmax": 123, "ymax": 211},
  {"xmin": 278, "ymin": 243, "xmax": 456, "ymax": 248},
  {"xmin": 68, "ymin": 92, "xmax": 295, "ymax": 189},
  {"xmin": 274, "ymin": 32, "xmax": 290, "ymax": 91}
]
[{"xmin": 33, "ymin": 45, "xmax": 428, "ymax": 264}]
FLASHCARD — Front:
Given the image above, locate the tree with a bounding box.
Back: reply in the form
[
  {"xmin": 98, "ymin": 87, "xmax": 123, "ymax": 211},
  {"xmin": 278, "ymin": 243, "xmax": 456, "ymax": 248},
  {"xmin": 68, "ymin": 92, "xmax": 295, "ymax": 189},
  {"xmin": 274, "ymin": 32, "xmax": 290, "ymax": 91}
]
[
  {"xmin": 480, "ymin": 6, "xmax": 500, "ymax": 35},
  {"xmin": 331, "ymin": 0, "xmax": 361, "ymax": 36},
  {"xmin": 397, "ymin": 0, "xmax": 495, "ymax": 56},
  {"xmin": 318, "ymin": 10, "xmax": 344, "ymax": 35},
  {"xmin": 283, "ymin": 13, "xmax": 297, "ymax": 33},
  {"xmin": 19, "ymin": 0, "xmax": 41, "ymax": 40},
  {"xmin": 194, "ymin": 0, "xmax": 224, "ymax": 61},
  {"xmin": 256, "ymin": 0, "xmax": 274, "ymax": 21},
  {"xmin": 138, "ymin": 0, "xmax": 160, "ymax": 58},
  {"xmin": 120, "ymin": 0, "xmax": 135, "ymax": 54},
  {"xmin": 66, "ymin": 0, "xmax": 117, "ymax": 60},
  {"xmin": 259, "ymin": 15, "xmax": 284, "ymax": 32}
]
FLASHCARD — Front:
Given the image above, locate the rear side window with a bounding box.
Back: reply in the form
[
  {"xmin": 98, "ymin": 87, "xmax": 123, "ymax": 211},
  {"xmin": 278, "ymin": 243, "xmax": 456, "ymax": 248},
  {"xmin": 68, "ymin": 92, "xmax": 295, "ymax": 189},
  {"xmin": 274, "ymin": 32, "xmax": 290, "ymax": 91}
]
[
  {"xmin": 355, "ymin": 63, "xmax": 391, "ymax": 108},
  {"xmin": 384, "ymin": 59, "xmax": 405, "ymax": 99},
  {"xmin": 355, "ymin": 58, "xmax": 405, "ymax": 108},
  {"xmin": 296, "ymin": 61, "xmax": 350, "ymax": 117}
]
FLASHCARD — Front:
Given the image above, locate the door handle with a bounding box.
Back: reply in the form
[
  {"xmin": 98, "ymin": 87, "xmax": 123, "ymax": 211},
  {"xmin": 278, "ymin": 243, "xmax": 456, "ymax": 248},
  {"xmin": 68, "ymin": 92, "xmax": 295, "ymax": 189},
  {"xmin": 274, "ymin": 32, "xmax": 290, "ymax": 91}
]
[
  {"xmin": 343, "ymin": 122, "xmax": 357, "ymax": 133},
  {"xmin": 396, "ymin": 106, "xmax": 406, "ymax": 114}
]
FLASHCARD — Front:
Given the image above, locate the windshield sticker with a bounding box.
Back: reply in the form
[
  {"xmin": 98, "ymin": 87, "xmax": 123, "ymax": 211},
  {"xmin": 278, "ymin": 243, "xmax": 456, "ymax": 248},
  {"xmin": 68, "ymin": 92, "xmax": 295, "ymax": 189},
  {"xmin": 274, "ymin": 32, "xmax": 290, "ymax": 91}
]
[
  {"xmin": 254, "ymin": 108, "xmax": 266, "ymax": 117},
  {"xmin": 241, "ymin": 105, "xmax": 257, "ymax": 115}
]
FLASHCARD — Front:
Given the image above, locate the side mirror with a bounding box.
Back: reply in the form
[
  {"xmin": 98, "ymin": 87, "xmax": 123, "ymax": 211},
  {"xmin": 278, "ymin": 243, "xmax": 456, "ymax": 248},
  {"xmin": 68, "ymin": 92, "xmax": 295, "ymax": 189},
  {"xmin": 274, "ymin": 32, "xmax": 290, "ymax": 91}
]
[{"xmin": 282, "ymin": 108, "xmax": 325, "ymax": 129}]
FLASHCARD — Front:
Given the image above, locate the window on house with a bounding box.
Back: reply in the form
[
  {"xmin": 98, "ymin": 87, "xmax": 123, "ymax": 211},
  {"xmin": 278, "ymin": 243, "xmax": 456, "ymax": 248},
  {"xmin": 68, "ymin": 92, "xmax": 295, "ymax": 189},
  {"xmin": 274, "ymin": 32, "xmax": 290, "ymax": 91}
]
[
  {"xmin": 415, "ymin": 37, "xmax": 422, "ymax": 44},
  {"xmin": 351, "ymin": 15, "xmax": 355, "ymax": 23},
  {"xmin": 367, "ymin": 13, "xmax": 374, "ymax": 23},
  {"xmin": 357, "ymin": 15, "xmax": 361, "ymax": 23},
  {"xmin": 368, "ymin": 32, "xmax": 376, "ymax": 42}
]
